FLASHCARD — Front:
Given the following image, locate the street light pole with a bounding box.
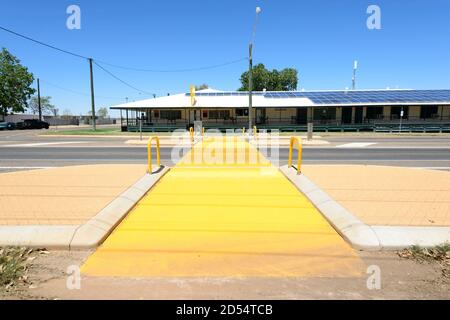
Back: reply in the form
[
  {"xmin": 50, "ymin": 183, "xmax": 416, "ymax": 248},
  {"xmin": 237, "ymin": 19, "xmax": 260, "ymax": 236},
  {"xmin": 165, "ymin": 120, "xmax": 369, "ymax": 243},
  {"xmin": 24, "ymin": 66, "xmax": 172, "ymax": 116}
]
[
  {"xmin": 248, "ymin": 6, "xmax": 261, "ymax": 136},
  {"xmin": 248, "ymin": 43, "xmax": 253, "ymax": 134},
  {"xmin": 37, "ymin": 78, "xmax": 42, "ymax": 121},
  {"xmin": 352, "ymin": 60, "xmax": 358, "ymax": 90},
  {"xmin": 89, "ymin": 58, "xmax": 96, "ymax": 131}
]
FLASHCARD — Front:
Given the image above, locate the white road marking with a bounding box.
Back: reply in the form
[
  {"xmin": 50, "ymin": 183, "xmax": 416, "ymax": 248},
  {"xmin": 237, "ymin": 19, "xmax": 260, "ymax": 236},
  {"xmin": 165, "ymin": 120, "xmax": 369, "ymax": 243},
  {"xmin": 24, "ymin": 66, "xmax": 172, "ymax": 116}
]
[
  {"xmin": 4, "ymin": 142, "xmax": 86, "ymax": 147},
  {"xmin": 336, "ymin": 142, "xmax": 377, "ymax": 148},
  {"xmin": 0, "ymin": 166, "xmax": 55, "ymax": 169},
  {"xmin": 411, "ymin": 167, "xmax": 450, "ymax": 170}
]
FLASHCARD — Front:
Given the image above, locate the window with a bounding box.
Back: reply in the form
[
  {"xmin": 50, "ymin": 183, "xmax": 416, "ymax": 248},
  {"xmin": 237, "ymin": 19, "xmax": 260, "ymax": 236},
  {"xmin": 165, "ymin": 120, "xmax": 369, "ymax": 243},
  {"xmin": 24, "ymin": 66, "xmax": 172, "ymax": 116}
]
[
  {"xmin": 391, "ymin": 106, "xmax": 409, "ymax": 120},
  {"xmin": 209, "ymin": 110, "xmax": 231, "ymax": 119},
  {"xmin": 160, "ymin": 110, "xmax": 182, "ymax": 120},
  {"xmin": 366, "ymin": 107, "xmax": 384, "ymax": 120},
  {"xmin": 420, "ymin": 106, "xmax": 439, "ymax": 119},
  {"xmin": 153, "ymin": 110, "xmax": 160, "ymax": 118},
  {"xmin": 202, "ymin": 110, "xmax": 208, "ymax": 119},
  {"xmin": 313, "ymin": 108, "xmax": 336, "ymax": 121},
  {"xmin": 236, "ymin": 108, "xmax": 249, "ymax": 117}
]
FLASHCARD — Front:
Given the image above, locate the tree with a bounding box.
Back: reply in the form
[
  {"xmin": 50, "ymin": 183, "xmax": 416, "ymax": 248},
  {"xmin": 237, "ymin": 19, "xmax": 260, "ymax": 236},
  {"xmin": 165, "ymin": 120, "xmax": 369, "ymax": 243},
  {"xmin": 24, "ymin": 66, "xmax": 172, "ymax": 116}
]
[
  {"xmin": 62, "ymin": 109, "xmax": 72, "ymax": 118},
  {"xmin": 238, "ymin": 63, "xmax": 298, "ymax": 91},
  {"xmin": 195, "ymin": 84, "xmax": 209, "ymax": 91},
  {"xmin": 0, "ymin": 48, "xmax": 35, "ymax": 120},
  {"xmin": 279, "ymin": 68, "xmax": 298, "ymax": 91},
  {"xmin": 28, "ymin": 95, "xmax": 57, "ymax": 116},
  {"xmin": 238, "ymin": 64, "xmax": 270, "ymax": 91},
  {"xmin": 97, "ymin": 107, "xmax": 108, "ymax": 118}
]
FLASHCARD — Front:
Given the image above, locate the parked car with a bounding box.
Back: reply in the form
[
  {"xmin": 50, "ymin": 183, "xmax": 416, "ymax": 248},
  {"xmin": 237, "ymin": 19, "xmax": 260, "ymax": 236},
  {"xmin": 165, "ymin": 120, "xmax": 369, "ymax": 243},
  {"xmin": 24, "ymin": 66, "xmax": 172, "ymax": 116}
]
[
  {"xmin": 0, "ymin": 122, "xmax": 16, "ymax": 130},
  {"xmin": 16, "ymin": 119, "xmax": 50, "ymax": 130}
]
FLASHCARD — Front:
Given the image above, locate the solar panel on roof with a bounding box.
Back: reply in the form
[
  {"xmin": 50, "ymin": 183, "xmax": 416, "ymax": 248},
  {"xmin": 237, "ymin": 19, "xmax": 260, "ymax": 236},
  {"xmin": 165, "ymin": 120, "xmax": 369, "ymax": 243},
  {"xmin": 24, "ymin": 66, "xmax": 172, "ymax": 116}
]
[{"xmin": 187, "ymin": 90, "xmax": 450, "ymax": 105}]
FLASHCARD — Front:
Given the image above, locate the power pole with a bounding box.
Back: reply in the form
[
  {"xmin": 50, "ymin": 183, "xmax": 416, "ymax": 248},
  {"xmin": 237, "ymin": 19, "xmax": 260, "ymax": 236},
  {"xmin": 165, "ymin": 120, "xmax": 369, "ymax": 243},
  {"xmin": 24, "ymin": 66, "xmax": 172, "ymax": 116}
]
[
  {"xmin": 37, "ymin": 78, "xmax": 42, "ymax": 121},
  {"xmin": 248, "ymin": 43, "xmax": 253, "ymax": 134},
  {"xmin": 89, "ymin": 58, "xmax": 96, "ymax": 130},
  {"xmin": 399, "ymin": 106, "xmax": 404, "ymax": 133}
]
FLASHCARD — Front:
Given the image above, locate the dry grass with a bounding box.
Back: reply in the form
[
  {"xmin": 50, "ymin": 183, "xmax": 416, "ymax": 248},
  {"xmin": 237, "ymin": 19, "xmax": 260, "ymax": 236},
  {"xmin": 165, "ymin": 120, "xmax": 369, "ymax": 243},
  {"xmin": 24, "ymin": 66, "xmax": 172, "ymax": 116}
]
[
  {"xmin": 0, "ymin": 247, "xmax": 38, "ymax": 291},
  {"xmin": 398, "ymin": 244, "xmax": 450, "ymax": 278}
]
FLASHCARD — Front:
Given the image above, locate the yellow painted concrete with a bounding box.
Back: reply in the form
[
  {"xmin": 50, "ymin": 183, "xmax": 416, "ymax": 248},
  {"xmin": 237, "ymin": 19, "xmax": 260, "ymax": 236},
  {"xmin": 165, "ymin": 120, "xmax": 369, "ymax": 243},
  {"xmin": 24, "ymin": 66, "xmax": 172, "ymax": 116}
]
[
  {"xmin": 0, "ymin": 165, "xmax": 147, "ymax": 225},
  {"xmin": 303, "ymin": 165, "xmax": 450, "ymax": 227},
  {"xmin": 82, "ymin": 138, "xmax": 363, "ymax": 278}
]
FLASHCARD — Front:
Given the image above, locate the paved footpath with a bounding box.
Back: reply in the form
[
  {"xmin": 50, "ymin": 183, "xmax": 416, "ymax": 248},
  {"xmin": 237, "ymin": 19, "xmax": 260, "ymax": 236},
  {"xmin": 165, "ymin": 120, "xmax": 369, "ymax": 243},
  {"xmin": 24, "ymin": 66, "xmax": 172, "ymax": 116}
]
[
  {"xmin": 81, "ymin": 137, "xmax": 364, "ymax": 278},
  {"xmin": 303, "ymin": 165, "xmax": 450, "ymax": 227},
  {"xmin": 0, "ymin": 165, "xmax": 147, "ymax": 225}
]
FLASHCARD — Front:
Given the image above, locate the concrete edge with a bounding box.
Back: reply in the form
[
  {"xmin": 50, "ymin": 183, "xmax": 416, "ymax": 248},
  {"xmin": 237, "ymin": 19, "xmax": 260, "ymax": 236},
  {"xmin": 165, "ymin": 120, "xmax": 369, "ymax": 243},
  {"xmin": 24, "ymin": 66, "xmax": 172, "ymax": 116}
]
[
  {"xmin": 0, "ymin": 167, "xmax": 170, "ymax": 250},
  {"xmin": 279, "ymin": 165, "xmax": 450, "ymax": 250},
  {"xmin": 69, "ymin": 166, "xmax": 170, "ymax": 250},
  {"xmin": 371, "ymin": 226, "xmax": 450, "ymax": 250},
  {"xmin": 0, "ymin": 226, "xmax": 78, "ymax": 250}
]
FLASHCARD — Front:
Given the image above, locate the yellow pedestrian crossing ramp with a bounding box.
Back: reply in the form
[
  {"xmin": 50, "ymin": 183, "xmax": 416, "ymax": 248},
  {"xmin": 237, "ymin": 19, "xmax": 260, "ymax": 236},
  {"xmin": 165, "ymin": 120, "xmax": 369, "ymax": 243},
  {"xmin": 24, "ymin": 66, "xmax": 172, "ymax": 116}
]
[{"xmin": 81, "ymin": 137, "xmax": 364, "ymax": 278}]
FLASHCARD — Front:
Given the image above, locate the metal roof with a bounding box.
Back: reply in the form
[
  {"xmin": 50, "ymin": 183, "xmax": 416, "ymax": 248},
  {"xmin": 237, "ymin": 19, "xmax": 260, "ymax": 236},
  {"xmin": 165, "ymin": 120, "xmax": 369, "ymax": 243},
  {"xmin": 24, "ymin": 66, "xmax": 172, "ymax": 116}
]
[{"xmin": 110, "ymin": 89, "xmax": 450, "ymax": 110}]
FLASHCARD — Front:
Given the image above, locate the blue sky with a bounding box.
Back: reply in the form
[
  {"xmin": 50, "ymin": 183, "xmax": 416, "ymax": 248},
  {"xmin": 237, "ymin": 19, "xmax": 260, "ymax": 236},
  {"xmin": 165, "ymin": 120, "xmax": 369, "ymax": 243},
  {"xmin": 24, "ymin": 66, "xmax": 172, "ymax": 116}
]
[{"xmin": 1, "ymin": 0, "xmax": 450, "ymax": 116}]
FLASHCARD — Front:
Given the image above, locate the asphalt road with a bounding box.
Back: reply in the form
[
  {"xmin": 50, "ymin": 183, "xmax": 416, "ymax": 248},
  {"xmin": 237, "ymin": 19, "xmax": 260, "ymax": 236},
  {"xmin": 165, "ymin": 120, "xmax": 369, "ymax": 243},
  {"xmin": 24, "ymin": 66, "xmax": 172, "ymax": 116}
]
[
  {"xmin": 1, "ymin": 129, "xmax": 450, "ymax": 171},
  {"xmin": 0, "ymin": 146, "xmax": 449, "ymax": 170}
]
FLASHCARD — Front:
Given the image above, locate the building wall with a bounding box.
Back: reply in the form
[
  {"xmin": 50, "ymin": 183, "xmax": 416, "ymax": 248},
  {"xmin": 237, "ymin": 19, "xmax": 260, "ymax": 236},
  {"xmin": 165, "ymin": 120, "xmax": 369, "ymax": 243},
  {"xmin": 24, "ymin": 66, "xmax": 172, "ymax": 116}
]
[
  {"xmin": 138, "ymin": 105, "xmax": 450, "ymax": 127},
  {"xmin": 383, "ymin": 106, "xmax": 391, "ymax": 118},
  {"xmin": 336, "ymin": 108, "xmax": 342, "ymax": 122},
  {"xmin": 5, "ymin": 114, "xmax": 39, "ymax": 123},
  {"xmin": 409, "ymin": 106, "xmax": 421, "ymax": 119},
  {"xmin": 442, "ymin": 105, "xmax": 450, "ymax": 117},
  {"xmin": 265, "ymin": 108, "xmax": 296, "ymax": 121}
]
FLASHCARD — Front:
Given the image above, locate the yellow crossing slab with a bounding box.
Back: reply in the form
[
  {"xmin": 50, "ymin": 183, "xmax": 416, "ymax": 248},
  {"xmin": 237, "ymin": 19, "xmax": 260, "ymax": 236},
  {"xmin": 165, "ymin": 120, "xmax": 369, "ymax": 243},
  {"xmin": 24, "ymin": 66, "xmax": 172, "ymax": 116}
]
[{"xmin": 81, "ymin": 138, "xmax": 364, "ymax": 277}]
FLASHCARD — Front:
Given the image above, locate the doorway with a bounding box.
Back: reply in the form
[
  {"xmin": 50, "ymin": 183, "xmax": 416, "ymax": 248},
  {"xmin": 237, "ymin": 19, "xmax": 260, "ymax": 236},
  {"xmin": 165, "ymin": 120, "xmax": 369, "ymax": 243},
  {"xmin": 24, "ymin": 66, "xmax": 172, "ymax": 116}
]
[
  {"xmin": 355, "ymin": 108, "xmax": 363, "ymax": 124},
  {"xmin": 341, "ymin": 107, "xmax": 353, "ymax": 124},
  {"xmin": 256, "ymin": 108, "xmax": 267, "ymax": 125},
  {"xmin": 296, "ymin": 108, "xmax": 307, "ymax": 124}
]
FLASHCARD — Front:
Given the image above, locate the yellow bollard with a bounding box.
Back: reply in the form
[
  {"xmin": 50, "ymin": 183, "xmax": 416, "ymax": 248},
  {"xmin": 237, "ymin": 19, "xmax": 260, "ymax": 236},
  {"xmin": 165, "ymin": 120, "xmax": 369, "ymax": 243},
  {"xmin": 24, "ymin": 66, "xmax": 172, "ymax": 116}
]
[
  {"xmin": 147, "ymin": 136, "xmax": 161, "ymax": 174},
  {"xmin": 189, "ymin": 127, "xmax": 194, "ymax": 143},
  {"xmin": 288, "ymin": 137, "xmax": 303, "ymax": 175}
]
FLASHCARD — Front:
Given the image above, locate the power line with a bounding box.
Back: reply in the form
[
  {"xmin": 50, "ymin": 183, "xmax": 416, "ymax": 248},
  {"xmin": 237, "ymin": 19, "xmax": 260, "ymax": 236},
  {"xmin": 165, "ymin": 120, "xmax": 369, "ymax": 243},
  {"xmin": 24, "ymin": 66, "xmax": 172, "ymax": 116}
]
[
  {"xmin": 39, "ymin": 79, "xmax": 131, "ymax": 100},
  {"xmin": 1, "ymin": 25, "xmax": 247, "ymax": 101},
  {"xmin": 0, "ymin": 26, "xmax": 89, "ymax": 60},
  {"xmin": 94, "ymin": 61, "xmax": 154, "ymax": 96},
  {"xmin": 0, "ymin": 25, "xmax": 246, "ymax": 72},
  {"xmin": 95, "ymin": 57, "xmax": 248, "ymax": 73}
]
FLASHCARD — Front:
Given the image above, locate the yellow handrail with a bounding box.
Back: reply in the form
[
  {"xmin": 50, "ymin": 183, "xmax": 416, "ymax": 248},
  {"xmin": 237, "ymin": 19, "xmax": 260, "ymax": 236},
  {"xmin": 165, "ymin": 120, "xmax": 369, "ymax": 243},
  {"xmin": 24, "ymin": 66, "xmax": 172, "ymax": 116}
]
[
  {"xmin": 147, "ymin": 136, "xmax": 161, "ymax": 174},
  {"xmin": 242, "ymin": 127, "xmax": 246, "ymax": 134},
  {"xmin": 189, "ymin": 127, "xmax": 194, "ymax": 142},
  {"xmin": 253, "ymin": 126, "xmax": 258, "ymax": 138},
  {"xmin": 202, "ymin": 127, "xmax": 205, "ymax": 137},
  {"xmin": 288, "ymin": 137, "xmax": 303, "ymax": 175}
]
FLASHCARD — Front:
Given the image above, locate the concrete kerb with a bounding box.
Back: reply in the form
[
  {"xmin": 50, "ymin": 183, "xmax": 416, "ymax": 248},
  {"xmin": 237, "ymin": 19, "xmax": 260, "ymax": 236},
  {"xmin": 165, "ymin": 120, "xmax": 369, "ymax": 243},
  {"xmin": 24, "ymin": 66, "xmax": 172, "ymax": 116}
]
[
  {"xmin": 280, "ymin": 165, "xmax": 381, "ymax": 250},
  {"xmin": 279, "ymin": 165, "xmax": 450, "ymax": 250},
  {"xmin": 0, "ymin": 226, "xmax": 78, "ymax": 249},
  {"xmin": 371, "ymin": 226, "xmax": 450, "ymax": 250},
  {"xmin": 70, "ymin": 166, "xmax": 170, "ymax": 250},
  {"xmin": 0, "ymin": 166, "xmax": 170, "ymax": 250}
]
